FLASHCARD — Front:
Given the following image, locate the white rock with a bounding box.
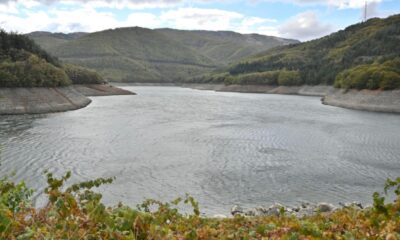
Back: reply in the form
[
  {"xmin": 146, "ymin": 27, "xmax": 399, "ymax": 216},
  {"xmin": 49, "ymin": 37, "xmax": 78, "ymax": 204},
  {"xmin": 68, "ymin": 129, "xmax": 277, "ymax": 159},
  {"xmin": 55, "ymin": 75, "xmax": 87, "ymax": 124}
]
[
  {"xmin": 267, "ymin": 203, "xmax": 284, "ymax": 216},
  {"xmin": 231, "ymin": 205, "xmax": 244, "ymax": 216},
  {"xmin": 245, "ymin": 210, "xmax": 256, "ymax": 216},
  {"xmin": 339, "ymin": 201, "xmax": 363, "ymax": 209},
  {"xmin": 316, "ymin": 202, "xmax": 335, "ymax": 212},
  {"xmin": 254, "ymin": 206, "xmax": 268, "ymax": 216},
  {"xmin": 213, "ymin": 214, "xmax": 228, "ymax": 218}
]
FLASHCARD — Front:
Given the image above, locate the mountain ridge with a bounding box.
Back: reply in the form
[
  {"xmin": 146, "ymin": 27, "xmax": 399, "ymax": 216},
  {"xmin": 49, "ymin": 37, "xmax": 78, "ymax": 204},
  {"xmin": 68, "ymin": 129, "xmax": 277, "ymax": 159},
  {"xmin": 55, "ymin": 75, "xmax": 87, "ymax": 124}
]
[
  {"xmin": 28, "ymin": 27, "xmax": 298, "ymax": 82},
  {"xmin": 198, "ymin": 14, "xmax": 400, "ymax": 90}
]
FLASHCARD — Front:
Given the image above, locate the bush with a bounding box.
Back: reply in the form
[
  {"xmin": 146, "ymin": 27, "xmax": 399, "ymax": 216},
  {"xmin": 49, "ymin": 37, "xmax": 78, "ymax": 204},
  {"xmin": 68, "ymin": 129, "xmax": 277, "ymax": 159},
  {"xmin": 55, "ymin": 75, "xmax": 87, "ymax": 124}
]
[
  {"xmin": 1, "ymin": 170, "xmax": 399, "ymax": 239},
  {"xmin": 0, "ymin": 54, "xmax": 71, "ymax": 87},
  {"xmin": 223, "ymin": 71, "xmax": 280, "ymax": 85},
  {"xmin": 334, "ymin": 58, "xmax": 400, "ymax": 90},
  {"xmin": 380, "ymin": 71, "xmax": 400, "ymax": 89},
  {"xmin": 0, "ymin": 29, "xmax": 60, "ymax": 66},
  {"xmin": 64, "ymin": 64, "xmax": 106, "ymax": 84},
  {"xmin": 278, "ymin": 70, "xmax": 303, "ymax": 86},
  {"xmin": 0, "ymin": 29, "xmax": 73, "ymax": 87}
]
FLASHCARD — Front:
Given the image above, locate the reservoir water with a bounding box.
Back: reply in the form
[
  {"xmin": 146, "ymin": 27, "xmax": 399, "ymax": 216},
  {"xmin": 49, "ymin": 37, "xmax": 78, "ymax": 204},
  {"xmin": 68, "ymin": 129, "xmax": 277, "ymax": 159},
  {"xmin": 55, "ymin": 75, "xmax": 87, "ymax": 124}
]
[{"xmin": 0, "ymin": 86, "xmax": 399, "ymax": 215}]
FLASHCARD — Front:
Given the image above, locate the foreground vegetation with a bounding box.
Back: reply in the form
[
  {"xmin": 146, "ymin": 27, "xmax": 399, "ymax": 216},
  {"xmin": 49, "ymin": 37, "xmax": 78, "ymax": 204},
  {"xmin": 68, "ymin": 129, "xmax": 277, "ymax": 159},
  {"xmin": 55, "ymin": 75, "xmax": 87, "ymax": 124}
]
[
  {"xmin": 1, "ymin": 170, "xmax": 399, "ymax": 239},
  {"xmin": 197, "ymin": 14, "xmax": 400, "ymax": 90},
  {"xmin": 0, "ymin": 30, "xmax": 105, "ymax": 87}
]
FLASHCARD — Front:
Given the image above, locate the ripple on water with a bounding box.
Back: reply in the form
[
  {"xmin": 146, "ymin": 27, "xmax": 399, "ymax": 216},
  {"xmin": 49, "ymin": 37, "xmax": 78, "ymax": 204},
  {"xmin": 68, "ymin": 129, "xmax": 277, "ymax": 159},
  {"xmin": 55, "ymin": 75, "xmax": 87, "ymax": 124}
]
[{"xmin": 0, "ymin": 86, "xmax": 400, "ymax": 215}]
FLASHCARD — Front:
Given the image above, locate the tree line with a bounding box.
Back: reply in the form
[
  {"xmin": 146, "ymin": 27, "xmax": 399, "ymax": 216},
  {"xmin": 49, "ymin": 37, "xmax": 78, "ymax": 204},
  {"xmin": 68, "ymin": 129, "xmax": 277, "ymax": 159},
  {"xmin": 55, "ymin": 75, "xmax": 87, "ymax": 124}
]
[
  {"xmin": 0, "ymin": 29, "xmax": 105, "ymax": 87},
  {"xmin": 195, "ymin": 14, "xmax": 400, "ymax": 90}
]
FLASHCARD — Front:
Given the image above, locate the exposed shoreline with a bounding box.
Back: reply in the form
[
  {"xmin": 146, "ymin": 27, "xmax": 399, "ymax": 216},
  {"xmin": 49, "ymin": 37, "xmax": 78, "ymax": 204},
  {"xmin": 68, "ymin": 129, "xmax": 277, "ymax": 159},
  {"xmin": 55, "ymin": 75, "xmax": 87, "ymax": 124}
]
[
  {"xmin": 0, "ymin": 84, "xmax": 134, "ymax": 115},
  {"xmin": 2, "ymin": 82, "xmax": 399, "ymax": 115},
  {"xmin": 322, "ymin": 88, "xmax": 400, "ymax": 114},
  {"xmin": 124, "ymin": 83, "xmax": 400, "ymax": 113},
  {"xmin": 181, "ymin": 83, "xmax": 333, "ymax": 97}
]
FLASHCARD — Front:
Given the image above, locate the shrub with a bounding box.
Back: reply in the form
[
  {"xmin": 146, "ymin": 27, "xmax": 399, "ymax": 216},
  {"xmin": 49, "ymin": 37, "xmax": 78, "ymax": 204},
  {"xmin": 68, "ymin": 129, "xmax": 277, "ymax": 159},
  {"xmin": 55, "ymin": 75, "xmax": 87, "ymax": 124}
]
[
  {"xmin": 334, "ymin": 58, "xmax": 400, "ymax": 90},
  {"xmin": 278, "ymin": 70, "xmax": 303, "ymax": 86},
  {"xmin": 0, "ymin": 29, "xmax": 60, "ymax": 66},
  {"xmin": 380, "ymin": 71, "xmax": 400, "ymax": 89},
  {"xmin": 64, "ymin": 64, "xmax": 106, "ymax": 84},
  {"xmin": 224, "ymin": 71, "xmax": 280, "ymax": 85},
  {"xmin": 0, "ymin": 54, "xmax": 71, "ymax": 87},
  {"xmin": 0, "ymin": 30, "xmax": 73, "ymax": 87},
  {"xmin": 1, "ymin": 170, "xmax": 399, "ymax": 239}
]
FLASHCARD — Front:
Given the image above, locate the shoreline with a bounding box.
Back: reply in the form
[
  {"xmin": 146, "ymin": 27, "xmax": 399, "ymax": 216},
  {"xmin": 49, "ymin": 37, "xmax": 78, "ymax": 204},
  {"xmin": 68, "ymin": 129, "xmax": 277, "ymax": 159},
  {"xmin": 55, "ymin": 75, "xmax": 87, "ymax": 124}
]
[
  {"xmin": 0, "ymin": 84, "xmax": 134, "ymax": 115},
  {"xmin": 123, "ymin": 83, "xmax": 400, "ymax": 113},
  {"xmin": 2, "ymin": 82, "xmax": 399, "ymax": 115},
  {"xmin": 322, "ymin": 88, "xmax": 400, "ymax": 114},
  {"xmin": 221, "ymin": 201, "xmax": 366, "ymax": 219}
]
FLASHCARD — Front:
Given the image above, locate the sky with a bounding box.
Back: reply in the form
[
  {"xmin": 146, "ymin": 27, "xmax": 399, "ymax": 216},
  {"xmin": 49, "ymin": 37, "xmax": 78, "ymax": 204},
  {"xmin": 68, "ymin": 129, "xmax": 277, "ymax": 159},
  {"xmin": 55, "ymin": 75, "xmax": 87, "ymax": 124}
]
[{"xmin": 0, "ymin": 0, "xmax": 399, "ymax": 41}]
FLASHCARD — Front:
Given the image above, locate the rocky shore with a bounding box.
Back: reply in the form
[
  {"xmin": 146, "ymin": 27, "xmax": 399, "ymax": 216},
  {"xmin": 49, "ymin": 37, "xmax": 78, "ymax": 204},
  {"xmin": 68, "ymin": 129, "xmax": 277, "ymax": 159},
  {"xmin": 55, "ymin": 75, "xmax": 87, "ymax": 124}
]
[
  {"xmin": 182, "ymin": 84, "xmax": 334, "ymax": 97},
  {"xmin": 211, "ymin": 201, "xmax": 366, "ymax": 219},
  {"xmin": 0, "ymin": 84, "xmax": 134, "ymax": 115},
  {"xmin": 127, "ymin": 83, "xmax": 400, "ymax": 114},
  {"xmin": 185, "ymin": 84, "xmax": 400, "ymax": 113},
  {"xmin": 322, "ymin": 88, "xmax": 400, "ymax": 114}
]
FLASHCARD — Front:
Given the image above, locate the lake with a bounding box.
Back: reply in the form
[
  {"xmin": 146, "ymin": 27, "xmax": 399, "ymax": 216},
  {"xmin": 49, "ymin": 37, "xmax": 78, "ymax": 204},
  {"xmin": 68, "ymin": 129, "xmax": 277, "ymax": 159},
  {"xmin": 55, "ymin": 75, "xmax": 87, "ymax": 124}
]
[{"xmin": 0, "ymin": 86, "xmax": 399, "ymax": 215}]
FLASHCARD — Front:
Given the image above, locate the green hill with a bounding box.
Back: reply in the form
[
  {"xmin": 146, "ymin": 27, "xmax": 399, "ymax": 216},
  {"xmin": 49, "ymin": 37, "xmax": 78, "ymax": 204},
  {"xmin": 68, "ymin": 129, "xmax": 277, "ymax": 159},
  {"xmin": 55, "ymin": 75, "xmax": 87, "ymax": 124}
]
[
  {"xmin": 0, "ymin": 30, "xmax": 104, "ymax": 87},
  {"xmin": 199, "ymin": 14, "xmax": 400, "ymax": 90},
  {"xmin": 27, "ymin": 31, "xmax": 87, "ymax": 50},
  {"xmin": 28, "ymin": 28, "xmax": 298, "ymax": 83},
  {"xmin": 0, "ymin": 30, "xmax": 71, "ymax": 87},
  {"xmin": 156, "ymin": 29, "xmax": 297, "ymax": 64}
]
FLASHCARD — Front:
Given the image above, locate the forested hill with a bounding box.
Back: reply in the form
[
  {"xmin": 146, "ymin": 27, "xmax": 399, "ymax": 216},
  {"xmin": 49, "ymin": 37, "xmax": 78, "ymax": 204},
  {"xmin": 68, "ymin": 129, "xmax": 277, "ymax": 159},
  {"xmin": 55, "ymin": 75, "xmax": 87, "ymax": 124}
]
[
  {"xmin": 28, "ymin": 28, "xmax": 298, "ymax": 83},
  {"xmin": 0, "ymin": 30, "xmax": 105, "ymax": 87},
  {"xmin": 199, "ymin": 14, "xmax": 400, "ymax": 90},
  {"xmin": 0, "ymin": 30, "xmax": 71, "ymax": 87},
  {"xmin": 27, "ymin": 31, "xmax": 87, "ymax": 50},
  {"xmin": 156, "ymin": 29, "xmax": 297, "ymax": 64}
]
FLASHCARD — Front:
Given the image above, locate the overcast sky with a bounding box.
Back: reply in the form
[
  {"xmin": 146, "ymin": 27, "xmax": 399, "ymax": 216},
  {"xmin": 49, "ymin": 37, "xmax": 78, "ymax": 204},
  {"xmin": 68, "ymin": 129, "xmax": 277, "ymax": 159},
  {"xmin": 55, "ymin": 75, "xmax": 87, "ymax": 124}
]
[{"xmin": 0, "ymin": 0, "xmax": 399, "ymax": 41}]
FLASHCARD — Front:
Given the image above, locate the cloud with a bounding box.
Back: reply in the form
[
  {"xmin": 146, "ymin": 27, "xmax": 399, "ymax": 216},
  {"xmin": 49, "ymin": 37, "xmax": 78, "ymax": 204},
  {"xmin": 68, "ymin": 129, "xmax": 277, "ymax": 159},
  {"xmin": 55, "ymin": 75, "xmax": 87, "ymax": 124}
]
[
  {"xmin": 0, "ymin": 5, "xmax": 123, "ymax": 33},
  {"xmin": 0, "ymin": 0, "xmax": 389, "ymax": 41},
  {"xmin": 0, "ymin": 1, "xmax": 334, "ymax": 42},
  {"xmin": 0, "ymin": 0, "xmax": 386, "ymax": 9},
  {"xmin": 362, "ymin": 1, "xmax": 394, "ymax": 20},
  {"xmin": 160, "ymin": 7, "xmax": 243, "ymax": 30},
  {"xmin": 0, "ymin": 0, "xmax": 184, "ymax": 9},
  {"xmin": 126, "ymin": 12, "xmax": 161, "ymax": 28},
  {"xmin": 81, "ymin": 0, "xmax": 183, "ymax": 9},
  {"xmin": 262, "ymin": 0, "xmax": 383, "ymax": 9},
  {"xmin": 0, "ymin": 2, "xmax": 18, "ymax": 13},
  {"xmin": 278, "ymin": 11, "xmax": 333, "ymax": 41},
  {"xmin": 0, "ymin": 3, "xmax": 278, "ymax": 34}
]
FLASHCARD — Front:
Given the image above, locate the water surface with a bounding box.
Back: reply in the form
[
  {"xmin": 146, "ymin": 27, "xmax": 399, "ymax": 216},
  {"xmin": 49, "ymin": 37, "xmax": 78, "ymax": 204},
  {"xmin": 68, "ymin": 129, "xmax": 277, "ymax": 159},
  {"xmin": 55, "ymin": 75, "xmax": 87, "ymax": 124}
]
[{"xmin": 1, "ymin": 86, "xmax": 399, "ymax": 214}]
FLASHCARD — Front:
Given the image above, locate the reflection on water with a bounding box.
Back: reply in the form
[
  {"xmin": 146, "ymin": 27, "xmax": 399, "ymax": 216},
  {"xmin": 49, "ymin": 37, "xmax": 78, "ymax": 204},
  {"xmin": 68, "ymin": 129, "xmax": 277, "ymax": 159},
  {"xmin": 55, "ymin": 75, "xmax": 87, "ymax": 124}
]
[{"xmin": 0, "ymin": 86, "xmax": 400, "ymax": 214}]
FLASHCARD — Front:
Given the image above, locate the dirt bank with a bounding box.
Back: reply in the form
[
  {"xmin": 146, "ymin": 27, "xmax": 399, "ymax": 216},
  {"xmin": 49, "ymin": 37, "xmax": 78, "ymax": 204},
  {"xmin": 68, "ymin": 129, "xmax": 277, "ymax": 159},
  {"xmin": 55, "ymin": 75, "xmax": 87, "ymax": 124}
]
[
  {"xmin": 182, "ymin": 84, "xmax": 400, "ymax": 113},
  {"xmin": 0, "ymin": 84, "xmax": 134, "ymax": 115},
  {"xmin": 112, "ymin": 83, "xmax": 400, "ymax": 113},
  {"xmin": 322, "ymin": 89, "xmax": 400, "ymax": 113},
  {"xmin": 74, "ymin": 84, "xmax": 135, "ymax": 96},
  {"xmin": 181, "ymin": 84, "xmax": 334, "ymax": 96}
]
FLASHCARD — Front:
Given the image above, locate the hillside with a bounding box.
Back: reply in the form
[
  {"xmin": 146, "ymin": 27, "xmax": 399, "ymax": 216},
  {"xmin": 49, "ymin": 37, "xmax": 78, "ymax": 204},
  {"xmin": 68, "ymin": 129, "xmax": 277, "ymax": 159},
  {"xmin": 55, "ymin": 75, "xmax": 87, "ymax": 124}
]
[
  {"xmin": 27, "ymin": 31, "xmax": 87, "ymax": 50},
  {"xmin": 199, "ymin": 14, "xmax": 400, "ymax": 90},
  {"xmin": 28, "ymin": 28, "xmax": 298, "ymax": 83},
  {"xmin": 0, "ymin": 30, "xmax": 71, "ymax": 87},
  {"xmin": 156, "ymin": 29, "xmax": 297, "ymax": 64},
  {"xmin": 0, "ymin": 30, "xmax": 106, "ymax": 87}
]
